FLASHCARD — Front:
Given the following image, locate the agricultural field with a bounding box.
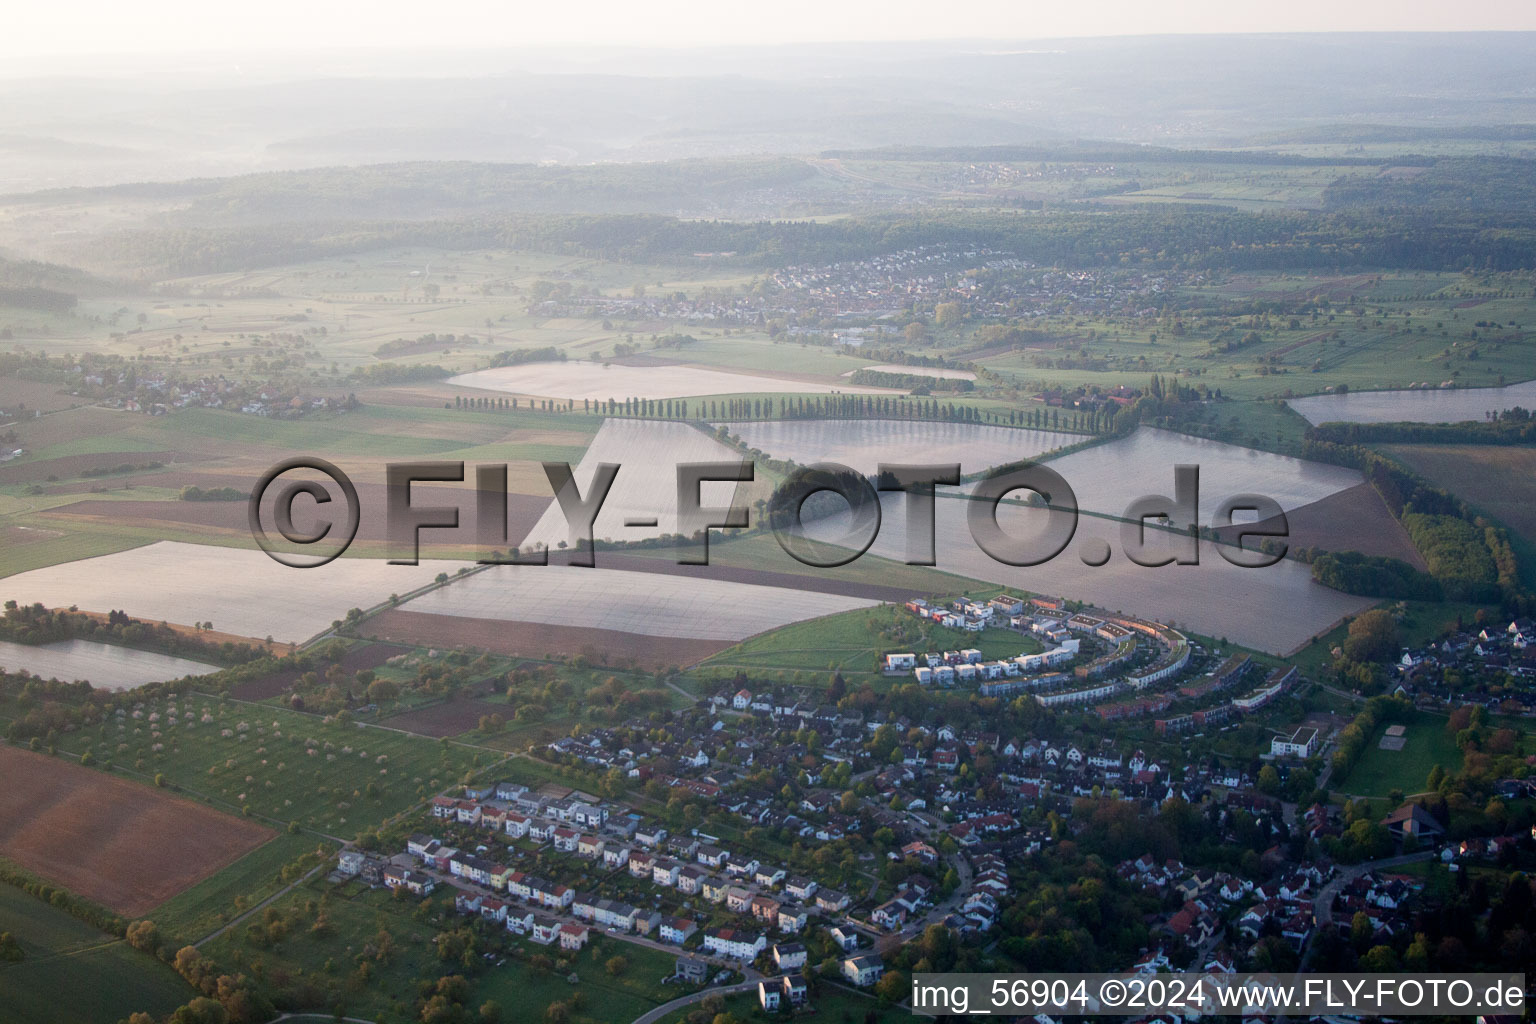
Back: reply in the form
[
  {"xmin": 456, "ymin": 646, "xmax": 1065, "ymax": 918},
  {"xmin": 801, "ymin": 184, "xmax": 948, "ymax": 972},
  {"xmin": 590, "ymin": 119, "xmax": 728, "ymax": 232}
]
[
  {"xmin": 0, "ymin": 884, "xmax": 192, "ymax": 1024},
  {"xmin": 0, "ymin": 541, "xmax": 469, "ymax": 643},
  {"xmin": 448, "ymin": 360, "xmax": 895, "ymax": 401},
  {"xmin": 30, "ymin": 693, "xmax": 488, "ymax": 837},
  {"xmin": 1334, "ymin": 709, "xmax": 1469, "ymax": 799},
  {"xmin": 147, "ymin": 831, "xmax": 325, "ymax": 943},
  {"xmin": 0, "ymin": 637, "xmax": 219, "ymax": 689},
  {"xmin": 395, "ymin": 564, "xmax": 881, "ymax": 641},
  {"xmin": 0, "ymin": 745, "xmax": 275, "ymax": 916},
  {"xmin": 520, "ymin": 418, "xmax": 767, "ymax": 550},
  {"xmin": 1288, "ymin": 379, "xmax": 1536, "ymax": 424},
  {"xmin": 1384, "ymin": 443, "xmax": 1536, "ymax": 551},
  {"xmin": 721, "ymin": 418, "xmax": 1078, "ymax": 476}
]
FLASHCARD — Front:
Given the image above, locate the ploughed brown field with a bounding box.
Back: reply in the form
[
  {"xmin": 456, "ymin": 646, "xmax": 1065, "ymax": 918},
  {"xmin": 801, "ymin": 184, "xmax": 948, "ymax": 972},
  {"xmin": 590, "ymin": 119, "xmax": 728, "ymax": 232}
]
[
  {"xmin": 360, "ymin": 608, "xmax": 735, "ymax": 670},
  {"xmin": 380, "ymin": 696, "xmax": 515, "ymax": 738},
  {"xmin": 0, "ymin": 746, "xmax": 275, "ymax": 916},
  {"xmin": 1211, "ymin": 481, "xmax": 1426, "ymax": 568}
]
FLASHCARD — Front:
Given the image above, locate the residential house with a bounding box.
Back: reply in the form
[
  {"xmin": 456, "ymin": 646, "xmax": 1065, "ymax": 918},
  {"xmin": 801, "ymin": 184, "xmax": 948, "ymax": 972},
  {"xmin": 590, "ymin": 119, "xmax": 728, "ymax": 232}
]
[
  {"xmin": 842, "ymin": 954, "xmax": 885, "ymax": 987},
  {"xmin": 703, "ymin": 926, "xmax": 766, "ymax": 961},
  {"xmin": 660, "ymin": 917, "xmax": 698, "ymax": 945}
]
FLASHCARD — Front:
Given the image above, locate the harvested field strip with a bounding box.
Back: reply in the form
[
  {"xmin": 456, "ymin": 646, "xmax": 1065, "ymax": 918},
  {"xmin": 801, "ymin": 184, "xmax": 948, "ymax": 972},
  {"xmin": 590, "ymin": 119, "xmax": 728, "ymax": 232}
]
[
  {"xmin": 399, "ymin": 564, "xmax": 880, "ymax": 640},
  {"xmin": 544, "ymin": 549, "xmax": 930, "ymax": 602},
  {"xmin": 1210, "ymin": 482, "xmax": 1426, "ymax": 568},
  {"xmin": 0, "ymin": 745, "xmax": 275, "ymax": 917},
  {"xmin": 359, "ymin": 608, "xmax": 733, "ymax": 671}
]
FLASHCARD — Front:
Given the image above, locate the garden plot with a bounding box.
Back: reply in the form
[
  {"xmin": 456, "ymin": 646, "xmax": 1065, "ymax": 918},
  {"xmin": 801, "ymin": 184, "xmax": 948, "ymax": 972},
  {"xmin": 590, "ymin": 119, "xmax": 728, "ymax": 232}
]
[
  {"xmin": 0, "ymin": 541, "xmax": 468, "ymax": 644},
  {"xmin": 721, "ymin": 419, "xmax": 1079, "ymax": 476},
  {"xmin": 0, "ymin": 638, "xmax": 219, "ymax": 690},
  {"xmin": 1034, "ymin": 427, "xmax": 1362, "ymax": 525},
  {"xmin": 844, "ymin": 364, "xmax": 977, "ymax": 380},
  {"xmin": 521, "ymin": 419, "xmax": 770, "ymax": 550},
  {"xmin": 1287, "ymin": 379, "xmax": 1536, "ymax": 424},
  {"xmin": 448, "ymin": 362, "xmax": 895, "ymax": 401},
  {"xmin": 398, "ymin": 564, "xmax": 879, "ymax": 641}
]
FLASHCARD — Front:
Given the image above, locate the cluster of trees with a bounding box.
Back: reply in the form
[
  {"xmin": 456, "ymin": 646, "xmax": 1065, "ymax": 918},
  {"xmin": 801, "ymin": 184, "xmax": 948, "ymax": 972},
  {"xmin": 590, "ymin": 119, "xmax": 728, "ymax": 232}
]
[
  {"xmin": 1311, "ymin": 551, "xmax": 1443, "ymax": 601},
  {"xmin": 375, "ymin": 333, "xmax": 475, "ymax": 358},
  {"xmin": 179, "ymin": 485, "xmax": 246, "ymax": 502},
  {"xmin": 0, "ymin": 285, "xmax": 76, "ymax": 313},
  {"xmin": 0, "ymin": 600, "xmax": 266, "ymax": 667},
  {"xmin": 119, "ymin": 945, "xmax": 274, "ymax": 1024},
  {"xmin": 488, "ymin": 345, "xmax": 566, "ymax": 368},
  {"xmin": 848, "ymin": 368, "xmax": 974, "ymax": 392},
  {"xmin": 348, "ymin": 363, "xmax": 449, "ymax": 385},
  {"xmin": 1401, "ymin": 513, "xmax": 1501, "ymax": 601},
  {"xmin": 1330, "ymin": 694, "xmax": 1412, "ymax": 781}
]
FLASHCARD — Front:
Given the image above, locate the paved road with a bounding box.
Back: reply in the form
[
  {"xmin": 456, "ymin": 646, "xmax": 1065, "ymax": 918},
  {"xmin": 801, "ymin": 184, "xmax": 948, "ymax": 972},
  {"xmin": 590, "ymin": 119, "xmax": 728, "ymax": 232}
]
[
  {"xmin": 1310, "ymin": 850, "xmax": 1434, "ymax": 934},
  {"xmin": 1275, "ymin": 852, "xmax": 1432, "ymax": 1024},
  {"xmin": 631, "ymin": 980, "xmax": 760, "ymax": 1024}
]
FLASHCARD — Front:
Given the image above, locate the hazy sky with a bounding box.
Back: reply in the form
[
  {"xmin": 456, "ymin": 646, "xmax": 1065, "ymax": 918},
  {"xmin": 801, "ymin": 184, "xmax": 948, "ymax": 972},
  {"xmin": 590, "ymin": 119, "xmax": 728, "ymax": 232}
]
[{"xmin": 6, "ymin": 0, "xmax": 1535, "ymax": 60}]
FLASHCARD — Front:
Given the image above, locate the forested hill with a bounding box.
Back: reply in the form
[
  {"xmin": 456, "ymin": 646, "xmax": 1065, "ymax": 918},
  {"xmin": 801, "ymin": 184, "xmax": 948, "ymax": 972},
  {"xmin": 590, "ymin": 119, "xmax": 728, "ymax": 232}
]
[
  {"xmin": 0, "ymin": 256, "xmax": 110, "ymax": 311},
  {"xmin": 0, "ymin": 158, "xmax": 821, "ymax": 223},
  {"xmin": 81, "ymin": 204, "xmax": 1536, "ymax": 278}
]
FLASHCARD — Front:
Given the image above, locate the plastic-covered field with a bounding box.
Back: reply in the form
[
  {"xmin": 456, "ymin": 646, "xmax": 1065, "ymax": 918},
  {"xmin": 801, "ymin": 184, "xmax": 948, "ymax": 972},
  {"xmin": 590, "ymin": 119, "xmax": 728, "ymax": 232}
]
[
  {"xmin": 1287, "ymin": 379, "xmax": 1536, "ymax": 424},
  {"xmin": 1035, "ymin": 427, "xmax": 1362, "ymax": 523},
  {"xmin": 721, "ymin": 419, "xmax": 1079, "ymax": 476},
  {"xmin": 397, "ymin": 564, "xmax": 879, "ymax": 641},
  {"xmin": 521, "ymin": 419, "xmax": 769, "ymax": 550},
  {"xmin": 448, "ymin": 362, "xmax": 894, "ymax": 400},
  {"xmin": 1, "ymin": 541, "xmax": 467, "ymax": 644}
]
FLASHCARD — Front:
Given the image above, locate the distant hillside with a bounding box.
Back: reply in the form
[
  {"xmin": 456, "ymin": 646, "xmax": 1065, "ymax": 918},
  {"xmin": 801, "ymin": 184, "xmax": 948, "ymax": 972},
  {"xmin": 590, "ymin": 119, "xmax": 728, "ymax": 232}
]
[{"xmin": 0, "ymin": 256, "xmax": 106, "ymax": 311}]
